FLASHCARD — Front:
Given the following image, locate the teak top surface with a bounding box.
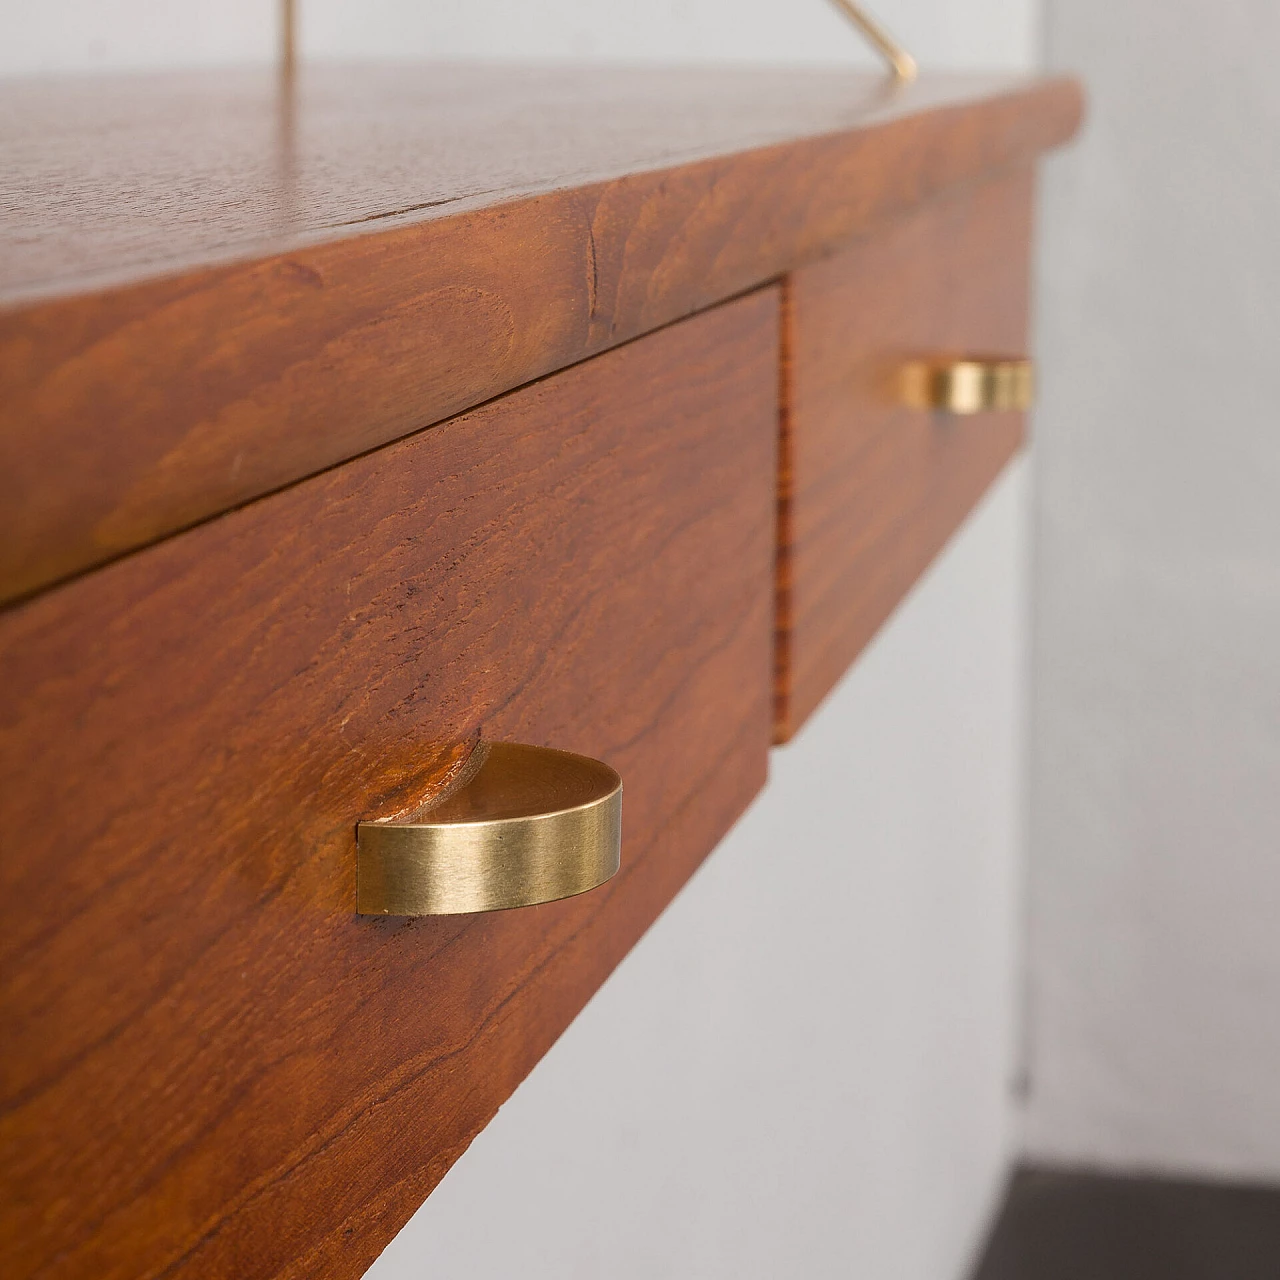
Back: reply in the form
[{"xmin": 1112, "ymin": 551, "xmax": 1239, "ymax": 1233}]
[
  {"xmin": 2, "ymin": 64, "xmax": 1069, "ymax": 303},
  {"xmin": 0, "ymin": 65, "xmax": 1081, "ymax": 606}
]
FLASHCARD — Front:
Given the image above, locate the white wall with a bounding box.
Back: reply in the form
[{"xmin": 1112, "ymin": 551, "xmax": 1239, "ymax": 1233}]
[
  {"xmin": 0, "ymin": 3, "xmax": 274, "ymax": 76},
  {"xmin": 1026, "ymin": 0, "xmax": 1280, "ymax": 1179},
  {"xmin": 369, "ymin": 457, "xmax": 1032, "ymax": 1280},
  {"xmin": 301, "ymin": 0, "xmax": 1038, "ymax": 71},
  {"xmin": 0, "ymin": 1, "xmax": 1038, "ymax": 77}
]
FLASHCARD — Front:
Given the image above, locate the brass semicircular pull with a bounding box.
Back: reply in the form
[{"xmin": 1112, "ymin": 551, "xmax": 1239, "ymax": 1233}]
[
  {"xmin": 902, "ymin": 357, "xmax": 1035, "ymax": 415},
  {"xmin": 357, "ymin": 742, "xmax": 622, "ymax": 917}
]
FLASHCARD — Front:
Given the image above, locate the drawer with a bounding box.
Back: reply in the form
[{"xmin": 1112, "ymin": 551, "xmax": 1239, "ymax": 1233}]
[
  {"xmin": 0, "ymin": 291, "xmax": 777, "ymax": 1279},
  {"xmin": 775, "ymin": 168, "xmax": 1033, "ymax": 741}
]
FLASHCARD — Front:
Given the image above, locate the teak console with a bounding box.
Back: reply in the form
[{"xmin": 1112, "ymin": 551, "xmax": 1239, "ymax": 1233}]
[{"xmin": 0, "ymin": 65, "xmax": 1081, "ymax": 1279}]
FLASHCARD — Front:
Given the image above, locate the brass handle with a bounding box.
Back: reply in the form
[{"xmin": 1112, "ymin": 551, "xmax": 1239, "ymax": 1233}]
[
  {"xmin": 357, "ymin": 743, "xmax": 622, "ymax": 916},
  {"xmin": 902, "ymin": 358, "xmax": 1035, "ymax": 415}
]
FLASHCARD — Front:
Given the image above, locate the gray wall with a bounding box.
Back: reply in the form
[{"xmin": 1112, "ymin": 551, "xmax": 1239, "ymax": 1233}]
[{"xmin": 1026, "ymin": 0, "xmax": 1280, "ymax": 1178}]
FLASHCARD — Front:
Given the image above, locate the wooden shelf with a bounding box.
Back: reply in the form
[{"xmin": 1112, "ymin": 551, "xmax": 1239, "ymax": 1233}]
[
  {"xmin": 0, "ymin": 65, "xmax": 1083, "ymax": 1280},
  {"xmin": 2, "ymin": 66, "xmax": 1078, "ymax": 303},
  {"xmin": 0, "ymin": 65, "xmax": 1081, "ymax": 606}
]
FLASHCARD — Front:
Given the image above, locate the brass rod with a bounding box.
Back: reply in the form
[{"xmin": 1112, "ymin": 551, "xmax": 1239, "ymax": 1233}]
[
  {"xmin": 828, "ymin": 0, "xmax": 918, "ymax": 82},
  {"xmin": 280, "ymin": 0, "xmax": 297, "ymax": 82}
]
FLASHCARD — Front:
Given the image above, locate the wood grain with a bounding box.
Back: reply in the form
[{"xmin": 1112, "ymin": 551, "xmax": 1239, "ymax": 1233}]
[
  {"xmin": 0, "ymin": 291, "xmax": 778, "ymax": 1280},
  {"xmin": 775, "ymin": 169, "xmax": 1034, "ymax": 741},
  {"xmin": 0, "ymin": 67, "xmax": 1082, "ymax": 605}
]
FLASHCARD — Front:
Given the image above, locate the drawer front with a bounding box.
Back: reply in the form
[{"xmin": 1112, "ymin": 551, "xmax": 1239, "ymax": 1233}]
[
  {"xmin": 776, "ymin": 168, "xmax": 1033, "ymax": 741},
  {"xmin": 0, "ymin": 291, "xmax": 777, "ymax": 1279}
]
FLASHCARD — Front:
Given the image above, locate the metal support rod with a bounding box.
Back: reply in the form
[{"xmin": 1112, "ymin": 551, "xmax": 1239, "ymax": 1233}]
[
  {"xmin": 828, "ymin": 0, "xmax": 918, "ymax": 82},
  {"xmin": 280, "ymin": 0, "xmax": 296, "ymax": 82}
]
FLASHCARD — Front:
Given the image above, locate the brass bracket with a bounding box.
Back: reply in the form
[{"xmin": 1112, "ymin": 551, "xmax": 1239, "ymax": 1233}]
[{"xmin": 828, "ymin": 0, "xmax": 919, "ymax": 82}]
